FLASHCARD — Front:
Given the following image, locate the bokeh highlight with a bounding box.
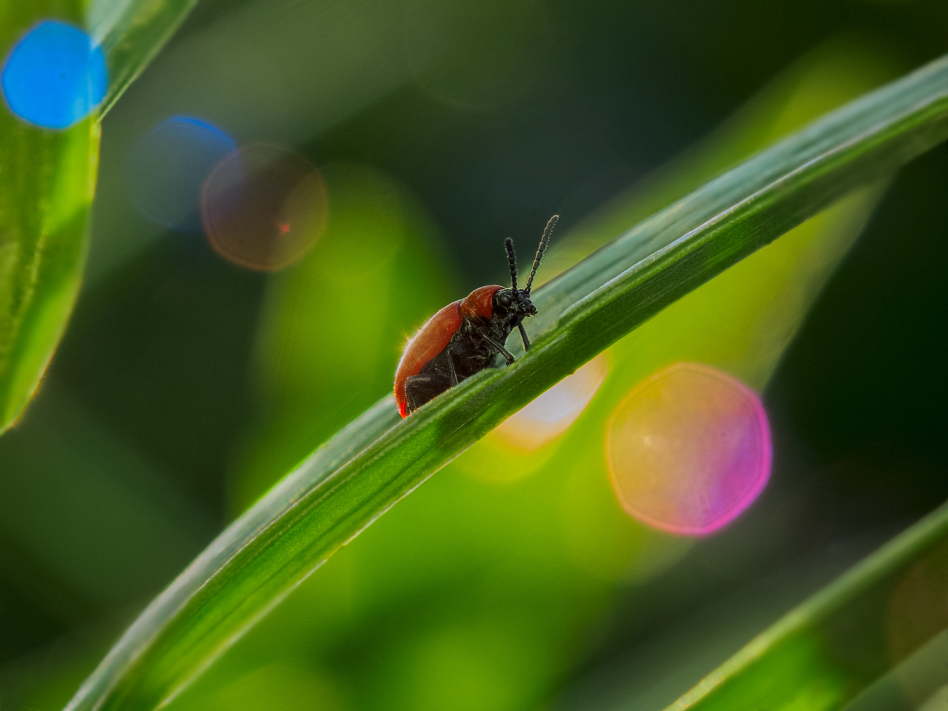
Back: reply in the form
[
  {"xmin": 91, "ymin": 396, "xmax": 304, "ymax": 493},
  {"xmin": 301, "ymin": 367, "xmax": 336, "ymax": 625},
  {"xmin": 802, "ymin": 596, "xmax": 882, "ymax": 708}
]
[
  {"xmin": 127, "ymin": 116, "xmax": 236, "ymax": 232},
  {"xmin": 201, "ymin": 144, "xmax": 328, "ymax": 271},
  {"xmin": 1, "ymin": 20, "xmax": 107, "ymax": 129},
  {"xmin": 606, "ymin": 362, "xmax": 772, "ymax": 536},
  {"xmin": 493, "ymin": 354, "xmax": 608, "ymax": 453}
]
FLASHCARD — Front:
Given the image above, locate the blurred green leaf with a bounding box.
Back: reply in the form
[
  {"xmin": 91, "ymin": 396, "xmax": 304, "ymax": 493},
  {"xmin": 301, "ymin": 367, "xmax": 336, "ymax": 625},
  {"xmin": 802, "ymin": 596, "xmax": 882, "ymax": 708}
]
[
  {"xmin": 0, "ymin": 0, "xmax": 198, "ymax": 432},
  {"xmin": 0, "ymin": 122, "xmax": 96, "ymax": 433},
  {"xmin": 0, "ymin": 5, "xmax": 99, "ymax": 433},
  {"xmin": 663, "ymin": 502, "xmax": 948, "ymax": 711},
  {"xmin": 65, "ymin": 56, "xmax": 948, "ymax": 710},
  {"xmin": 86, "ymin": 0, "xmax": 199, "ymax": 117}
]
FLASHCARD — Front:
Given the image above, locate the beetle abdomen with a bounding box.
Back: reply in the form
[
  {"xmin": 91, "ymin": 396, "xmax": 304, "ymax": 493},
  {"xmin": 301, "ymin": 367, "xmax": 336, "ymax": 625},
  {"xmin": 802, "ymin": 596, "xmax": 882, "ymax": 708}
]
[{"xmin": 394, "ymin": 301, "xmax": 463, "ymax": 417}]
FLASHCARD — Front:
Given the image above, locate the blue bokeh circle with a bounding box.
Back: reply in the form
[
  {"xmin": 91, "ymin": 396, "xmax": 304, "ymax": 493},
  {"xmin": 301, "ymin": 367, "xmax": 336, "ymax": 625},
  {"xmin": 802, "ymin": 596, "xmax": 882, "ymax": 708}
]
[
  {"xmin": 126, "ymin": 115, "xmax": 238, "ymax": 233},
  {"xmin": 1, "ymin": 20, "xmax": 108, "ymax": 130}
]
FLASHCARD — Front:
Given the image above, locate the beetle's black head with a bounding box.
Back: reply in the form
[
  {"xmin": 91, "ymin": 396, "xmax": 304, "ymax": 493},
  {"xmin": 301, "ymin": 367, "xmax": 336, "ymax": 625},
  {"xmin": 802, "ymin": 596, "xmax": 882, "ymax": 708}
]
[
  {"xmin": 499, "ymin": 215, "xmax": 559, "ymax": 322},
  {"xmin": 493, "ymin": 287, "xmax": 536, "ymax": 320}
]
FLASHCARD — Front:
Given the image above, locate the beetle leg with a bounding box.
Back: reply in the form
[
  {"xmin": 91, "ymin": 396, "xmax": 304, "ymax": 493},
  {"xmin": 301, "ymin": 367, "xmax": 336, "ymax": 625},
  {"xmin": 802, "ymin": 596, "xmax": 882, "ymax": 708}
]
[
  {"xmin": 447, "ymin": 349, "xmax": 459, "ymax": 386},
  {"xmin": 517, "ymin": 321, "xmax": 530, "ymax": 351},
  {"xmin": 478, "ymin": 331, "xmax": 516, "ymax": 365},
  {"xmin": 405, "ymin": 375, "xmax": 423, "ymax": 413}
]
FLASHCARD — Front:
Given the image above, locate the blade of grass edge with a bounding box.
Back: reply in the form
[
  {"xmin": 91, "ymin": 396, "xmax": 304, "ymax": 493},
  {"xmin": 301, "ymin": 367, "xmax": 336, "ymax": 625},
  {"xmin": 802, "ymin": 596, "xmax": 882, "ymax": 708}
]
[
  {"xmin": 662, "ymin": 501, "xmax": 948, "ymax": 711},
  {"xmin": 87, "ymin": 0, "xmax": 200, "ymax": 117},
  {"xmin": 64, "ymin": 55, "xmax": 948, "ymax": 711}
]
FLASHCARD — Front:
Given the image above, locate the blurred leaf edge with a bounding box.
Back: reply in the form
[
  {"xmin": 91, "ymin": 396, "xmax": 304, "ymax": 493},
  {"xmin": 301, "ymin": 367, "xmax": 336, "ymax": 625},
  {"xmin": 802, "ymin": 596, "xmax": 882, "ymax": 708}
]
[{"xmin": 663, "ymin": 500, "xmax": 948, "ymax": 711}]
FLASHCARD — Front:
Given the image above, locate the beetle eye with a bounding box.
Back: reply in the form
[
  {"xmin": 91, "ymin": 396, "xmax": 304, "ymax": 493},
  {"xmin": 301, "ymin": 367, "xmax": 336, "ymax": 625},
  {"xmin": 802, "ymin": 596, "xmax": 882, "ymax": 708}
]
[{"xmin": 497, "ymin": 293, "xmax": 512, "ymax": 308}]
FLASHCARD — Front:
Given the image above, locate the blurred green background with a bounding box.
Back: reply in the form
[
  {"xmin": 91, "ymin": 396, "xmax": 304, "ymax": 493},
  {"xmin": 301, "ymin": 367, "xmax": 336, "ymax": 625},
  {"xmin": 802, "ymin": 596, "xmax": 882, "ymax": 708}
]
[{"xmin": 1, "ymin": 0, "xmax": 947, "ymax": 709}]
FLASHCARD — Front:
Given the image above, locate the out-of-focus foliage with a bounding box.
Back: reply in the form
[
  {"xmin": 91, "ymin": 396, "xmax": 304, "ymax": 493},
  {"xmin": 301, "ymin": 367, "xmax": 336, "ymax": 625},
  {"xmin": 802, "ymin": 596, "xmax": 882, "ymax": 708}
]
[
  {"xmin": 665, "ymin": 501, "xmax": 948, "ymax": 711},
  {"xmin": 63, "ymin": 49, "xmax": 948, "ymax": 711}
]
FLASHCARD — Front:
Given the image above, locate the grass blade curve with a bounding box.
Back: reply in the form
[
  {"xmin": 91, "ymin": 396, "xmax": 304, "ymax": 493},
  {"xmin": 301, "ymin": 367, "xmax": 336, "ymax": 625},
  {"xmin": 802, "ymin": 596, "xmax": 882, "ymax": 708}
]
[{"xmin": 663, "ymin": 502, "xmax": 948, "ymax": 711}]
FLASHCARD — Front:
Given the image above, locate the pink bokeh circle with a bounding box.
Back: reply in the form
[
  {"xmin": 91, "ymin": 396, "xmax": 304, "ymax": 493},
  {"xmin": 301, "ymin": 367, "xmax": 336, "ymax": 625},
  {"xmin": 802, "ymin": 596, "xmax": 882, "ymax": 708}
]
[{"xmin": 606, "ymin": 362, "xmax": 772, "ymax": 536}]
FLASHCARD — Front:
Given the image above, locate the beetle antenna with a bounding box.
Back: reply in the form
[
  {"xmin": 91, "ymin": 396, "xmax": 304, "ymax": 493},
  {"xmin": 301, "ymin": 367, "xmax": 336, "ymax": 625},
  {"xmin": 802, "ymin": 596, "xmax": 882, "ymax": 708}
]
[
  {"xmin": 524, "ymin": 214, "xmax": 558, "ymax": 294},
  {"xmin": 504, "ymin": 238, "xmax": 518, "ymax": 291}
]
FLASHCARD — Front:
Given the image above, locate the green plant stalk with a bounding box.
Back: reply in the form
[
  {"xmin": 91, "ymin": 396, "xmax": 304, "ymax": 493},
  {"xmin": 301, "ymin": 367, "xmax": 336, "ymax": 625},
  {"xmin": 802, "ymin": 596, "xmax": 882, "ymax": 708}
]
[
  {"xmin": 65, "ymin": 55, "xmax": 948, "ymax": 711},
  {"xmin": 664, "ymin": 501, "xmax": 948, "ymax": 711}
]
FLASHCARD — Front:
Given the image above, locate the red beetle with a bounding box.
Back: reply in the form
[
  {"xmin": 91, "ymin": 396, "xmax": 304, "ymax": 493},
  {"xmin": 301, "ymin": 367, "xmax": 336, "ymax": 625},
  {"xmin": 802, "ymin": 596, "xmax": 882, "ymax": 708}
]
[{"xmin": 394, "ymin": 215, "xmax": 559, "ymax": 417}]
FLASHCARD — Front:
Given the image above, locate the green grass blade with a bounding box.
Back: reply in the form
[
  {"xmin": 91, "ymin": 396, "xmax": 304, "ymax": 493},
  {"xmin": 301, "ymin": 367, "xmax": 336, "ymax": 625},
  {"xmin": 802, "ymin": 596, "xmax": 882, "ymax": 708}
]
[
  {"xmin": 64, "ymin": 55, "xmax": 948, "ymax": 711},
  {"xmin": 663, "ymin": 502, "xmax": 948, "ymax": 711},
  {"xmin": 0, "ymin": 0, "xmax": 198, "ymax": 432},
  {"xmin": 87, "ymin": 0, "xmax": 199, "ymax": 117},
  {"xmin": 0, "ymin": 6, "xmax": 100, "ymax": 432}
]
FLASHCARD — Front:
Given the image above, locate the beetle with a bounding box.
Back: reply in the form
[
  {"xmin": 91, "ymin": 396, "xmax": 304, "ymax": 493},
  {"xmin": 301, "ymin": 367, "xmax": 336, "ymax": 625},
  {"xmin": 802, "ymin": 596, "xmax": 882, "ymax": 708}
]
[{"xmin": 394, "ymin": 215, "xmax": 559, "ymax": 417}]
